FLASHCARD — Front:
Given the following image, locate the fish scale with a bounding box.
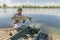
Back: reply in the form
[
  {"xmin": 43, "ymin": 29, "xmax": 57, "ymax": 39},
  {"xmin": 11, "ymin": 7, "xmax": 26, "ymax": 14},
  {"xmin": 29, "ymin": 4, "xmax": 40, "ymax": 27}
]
[{"xmin": 11, "ymin": 15, "xmax": 32, "ymax": 22}]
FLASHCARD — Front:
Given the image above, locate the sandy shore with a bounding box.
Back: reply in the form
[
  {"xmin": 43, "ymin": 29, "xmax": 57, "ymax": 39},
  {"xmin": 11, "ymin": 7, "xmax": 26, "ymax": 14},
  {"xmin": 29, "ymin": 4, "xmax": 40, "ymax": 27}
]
[
  {"xmin": 0, "ymin": 27, "xmax": 34, "ymax": 40},
  {"xmin": 0, "ymin": 27, "xmax": 60, "ymax": 40},
  {"xmin": 0, "ymin": 27, "xmax": 17, "ymax": 40}
]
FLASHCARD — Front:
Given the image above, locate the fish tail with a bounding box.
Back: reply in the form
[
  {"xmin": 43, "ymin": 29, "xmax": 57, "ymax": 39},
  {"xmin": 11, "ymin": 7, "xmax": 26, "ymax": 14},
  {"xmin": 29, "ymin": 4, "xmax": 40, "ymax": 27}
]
[{"xmin": 28, "ymin": 17, "xmax": 32, "ymax": 22}]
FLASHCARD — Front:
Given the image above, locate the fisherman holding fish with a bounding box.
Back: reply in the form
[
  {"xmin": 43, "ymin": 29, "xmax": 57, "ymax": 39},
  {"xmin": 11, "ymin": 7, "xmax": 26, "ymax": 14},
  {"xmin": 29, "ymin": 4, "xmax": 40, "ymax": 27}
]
[
  {"xmin": 12, "ymin": 8, "xmax": 24, "ymax": 30},
  {"xmin": 9, "ymin": 8, "xmax": 52, "ymax": 40},
  {"xmin": 9, "ymin": 8, "xmax": 32, "ymax": 36}
]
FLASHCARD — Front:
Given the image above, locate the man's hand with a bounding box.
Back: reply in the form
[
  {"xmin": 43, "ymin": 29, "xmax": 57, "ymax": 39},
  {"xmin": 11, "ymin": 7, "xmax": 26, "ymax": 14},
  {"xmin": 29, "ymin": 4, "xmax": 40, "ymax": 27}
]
[{"xmin": 14, "ymin": 20, "xmax": 19, "ymax": 24}]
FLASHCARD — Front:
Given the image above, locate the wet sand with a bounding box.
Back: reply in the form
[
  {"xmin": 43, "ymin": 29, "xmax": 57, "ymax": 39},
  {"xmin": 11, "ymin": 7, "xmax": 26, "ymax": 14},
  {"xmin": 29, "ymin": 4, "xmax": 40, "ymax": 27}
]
[{"xmin": 48, "ymin": 27, "xmax": 60, "ymax": 40}]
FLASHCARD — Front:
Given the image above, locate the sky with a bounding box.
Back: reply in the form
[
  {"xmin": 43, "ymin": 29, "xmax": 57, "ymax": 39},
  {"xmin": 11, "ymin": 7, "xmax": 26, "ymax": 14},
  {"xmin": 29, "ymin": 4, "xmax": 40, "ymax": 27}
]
[{"xmin": 0, "ymin": 0, "xmax": 60, "ymax": 6}]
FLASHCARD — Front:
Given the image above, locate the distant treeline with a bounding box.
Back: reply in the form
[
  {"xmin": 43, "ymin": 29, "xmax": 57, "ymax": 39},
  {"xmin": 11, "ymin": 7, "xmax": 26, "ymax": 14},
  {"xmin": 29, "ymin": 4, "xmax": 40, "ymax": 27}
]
[{"xmin": 0, "ymin": 4, "xmax": 60, "ymax": 8}]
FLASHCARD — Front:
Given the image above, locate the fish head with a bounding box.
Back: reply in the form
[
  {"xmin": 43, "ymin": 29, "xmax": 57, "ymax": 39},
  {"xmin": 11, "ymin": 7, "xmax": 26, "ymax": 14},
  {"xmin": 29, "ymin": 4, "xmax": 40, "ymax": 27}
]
[
  {"xmin": 11, "ymin": 16, "xmax": 17, "ymax": 20},
  {"xmin": 11, "ymin": 17, "xmax": 15, "ymax": 19}
]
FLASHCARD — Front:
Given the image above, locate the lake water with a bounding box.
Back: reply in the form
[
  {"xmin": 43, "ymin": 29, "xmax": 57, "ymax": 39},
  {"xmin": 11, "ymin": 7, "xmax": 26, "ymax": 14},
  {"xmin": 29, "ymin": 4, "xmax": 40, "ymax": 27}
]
[
  {"xmin": 0, "ymin": 8, "xmax": 60, "ymax": 28},
  {"xmin": 0, "ymin": 8, "xmax": 60, "ymax": 39}
]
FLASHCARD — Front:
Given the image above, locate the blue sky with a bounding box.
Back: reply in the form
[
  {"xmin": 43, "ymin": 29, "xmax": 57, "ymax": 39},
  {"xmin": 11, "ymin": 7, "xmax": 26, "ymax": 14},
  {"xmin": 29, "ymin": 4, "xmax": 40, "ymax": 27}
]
[
  {"xmin": 11, "ymin": 0, "xmax": 60, "ymax": 3},
  {"xmin": 0, "ymin": 0, "xmax": 60, "ymax": 5}
]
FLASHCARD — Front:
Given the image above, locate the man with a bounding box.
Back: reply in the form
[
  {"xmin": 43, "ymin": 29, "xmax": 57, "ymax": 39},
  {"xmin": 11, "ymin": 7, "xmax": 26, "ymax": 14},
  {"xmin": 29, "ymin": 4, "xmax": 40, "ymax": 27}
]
[
  {"xmin": 9, "ymin": 8, "xmax": 25, "ymax": 36},
  {"xmin": 14, "ymin": 8, "xmax": 24, "ymax": 30}
]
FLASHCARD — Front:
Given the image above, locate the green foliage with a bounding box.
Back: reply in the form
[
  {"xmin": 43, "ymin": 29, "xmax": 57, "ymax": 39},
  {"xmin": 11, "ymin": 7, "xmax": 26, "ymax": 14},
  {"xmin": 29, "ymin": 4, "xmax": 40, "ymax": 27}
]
[
  {"xmin": 12, "ymin": 6, "xmax": 17, "ymax": 8},
  {"xmin": 0, "ymin": 4, "xmax": 60, "ymax": 8},
  {"xmin": 0, "ymin": 6, "xmax": 1, "ymax": 8},
  {"xmin": 3, "ymin": 4, "xmax": 7, "ymax": 8}
]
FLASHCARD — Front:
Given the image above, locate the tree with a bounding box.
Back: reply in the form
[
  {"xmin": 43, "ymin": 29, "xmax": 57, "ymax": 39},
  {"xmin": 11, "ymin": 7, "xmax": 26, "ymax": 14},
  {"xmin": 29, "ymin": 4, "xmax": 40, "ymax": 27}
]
[
  {"xmin": 3, "ymin": 4, "xmax": 7, "ymax": 8},
  {"xmin": 0, "ymin": 6, "xmax": 1, "ymax": 8},
  {"xmin": 13, "ymin": 5, "xmax": 17, "ymax": 8}
]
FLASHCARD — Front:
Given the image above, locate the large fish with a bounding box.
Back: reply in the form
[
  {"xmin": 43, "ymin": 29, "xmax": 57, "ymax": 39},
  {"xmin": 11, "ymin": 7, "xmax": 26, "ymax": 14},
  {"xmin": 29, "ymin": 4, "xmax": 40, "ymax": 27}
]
[{"xmin": 11, "ymin": 15, "xmax": 32, "ymax": 22}]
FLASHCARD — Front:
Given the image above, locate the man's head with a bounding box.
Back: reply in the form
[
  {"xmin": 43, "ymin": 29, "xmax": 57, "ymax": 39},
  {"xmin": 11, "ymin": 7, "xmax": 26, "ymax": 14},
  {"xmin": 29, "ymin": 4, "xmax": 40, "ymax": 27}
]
[{"xmin": 17, "ymin": 8, "xmax": 22, "ymax": 15}]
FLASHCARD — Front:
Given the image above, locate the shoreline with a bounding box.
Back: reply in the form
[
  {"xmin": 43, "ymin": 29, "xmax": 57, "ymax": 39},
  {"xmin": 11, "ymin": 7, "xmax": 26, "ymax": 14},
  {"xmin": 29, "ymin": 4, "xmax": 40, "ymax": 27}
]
[{"xmin": 0, "ymin": 27, "xmax": 60, "ymax": 40}]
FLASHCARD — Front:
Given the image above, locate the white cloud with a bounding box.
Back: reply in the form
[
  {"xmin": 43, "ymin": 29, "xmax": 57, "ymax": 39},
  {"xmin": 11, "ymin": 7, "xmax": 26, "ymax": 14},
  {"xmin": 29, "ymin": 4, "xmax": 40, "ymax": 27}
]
[
  {"xmin": 0, "ymin": 0, "xmax": 10, "ymax": 4},
  {"xmin": 0, "ymin": 0, "xmax": 60, "ymax": 6}
]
